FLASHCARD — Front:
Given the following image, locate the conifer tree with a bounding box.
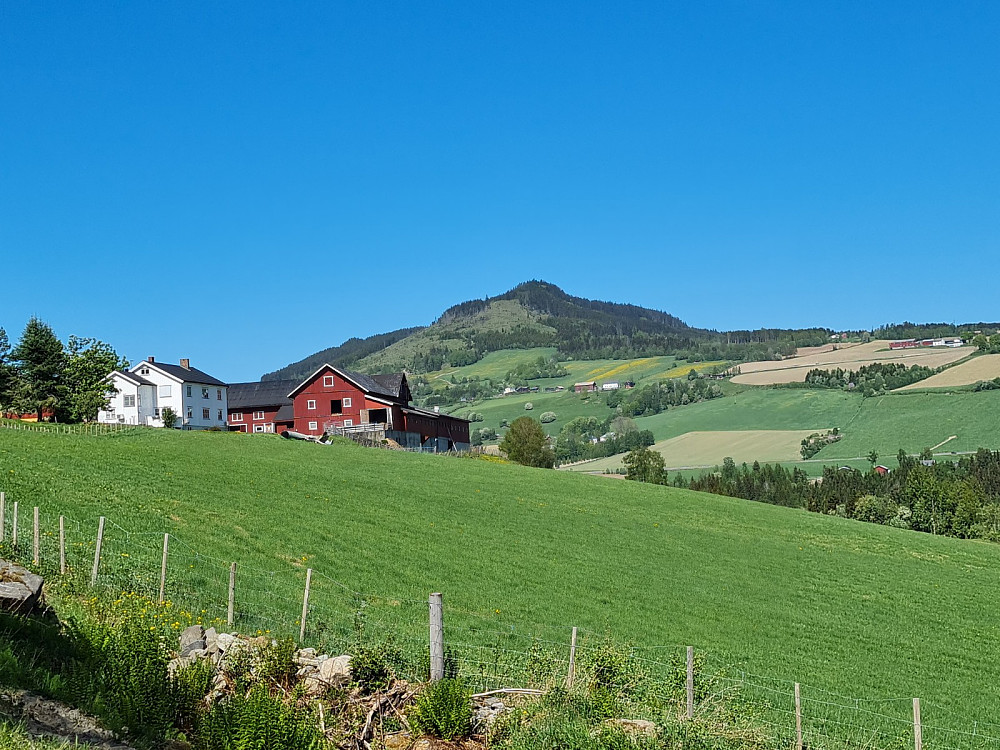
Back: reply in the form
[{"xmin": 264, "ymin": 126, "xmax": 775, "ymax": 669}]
[{"xmin": 12, "ymin": 317, "xmax": 66, "ymax": 420}]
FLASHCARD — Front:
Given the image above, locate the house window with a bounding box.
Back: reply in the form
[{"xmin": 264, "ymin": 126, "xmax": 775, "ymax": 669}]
[
  {"xmin": 323, "ymin": 375, "xmax": 335, "ymax": 387},
  {"xmin": 330, "ymin": 399, "xmax": 342, "ymax": 414},
  {"xmin": 308, "ymin": 421, "xmax": 318, "ymax": 431},
  {"xmin": 231, "ymin": 413, "xmax": 243, "ymax": 422},
  {"xmin": 123, "ymin": 395, "xmax": 136, "ymax": 408},
  {"xmin": 186, "ymin": 407, "xmax": 193, "ymax": 420},
  {"xmin": 202, "ymin": 388, "xmax": 210, "ymax": 399},
  {"xmin": 253, "ymin": 411, "xmax": 264, "ymax": 420},
  {"xmin": 343, "ymin": 419, "xmax": 353, "ymax": 427},
  {"xmin": 343, "ymin": 397, "xmax": 352, "ymax": 408},
  {"xmin": 218, "ymin": 409, "xmax": 223, "ymax": 420},
  {"xmin": 307, "ymin": 399, "xmax": 316, "ymax": 410},
  {"xmin": 253, "ymin": 424, "xmax": 266, "ymax": 433},
  {"xmin": 139, "ymin": 368, "xmax": 149, "ymax": 375},
  {"xmin": 154, "ymin": 407, "xmax": 160, "ymax": 418},
  {"xmin": 159, "ymin": 384, "xmax": 172, "ymax": 398},
  {"xmin": 202, "ymin": 408, "xmax": 210, "ymax": 419},
  {"xmin": 217, "ymin": 389, "xmax": 222, "ymax": 400},
  {"xmin": 186, "ymin": 386, "xmax": 192, "ymax": 397}
]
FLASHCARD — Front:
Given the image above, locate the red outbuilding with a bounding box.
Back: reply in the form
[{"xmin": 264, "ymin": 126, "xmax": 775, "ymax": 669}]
[{"xmin": 227, "ymin": 380, "xmax": 297, "ymax": 433}]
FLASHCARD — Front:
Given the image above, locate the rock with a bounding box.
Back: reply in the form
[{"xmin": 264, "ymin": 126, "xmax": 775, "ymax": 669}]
[
  {"xmin": 179, "ymin": 625, "xmax": 205, "ymax": 657},
  {"xmin": 473, "ymin": 697, "xmax": 508, "ymax": 729},
  {"xmin": 216, "ymin": 632, "xmax": 236, "ymax": 653},
  {"xmin": 1, "ymin": 690, "xmax": 135, "ymax": 748},
  {"xmin": 319, "ymin": 654, "xmax": 352, "ymax": 686},
  {"xmin": 0, "ymin": 560, "xmax": 44, "ymax": 614},
  {"xmin": 384, "ymin": 732, "xmax": 412, "ymax": 750},
  {"xmin": 204, "ymin": 627, "xmax": 219, "ymax": 654}
]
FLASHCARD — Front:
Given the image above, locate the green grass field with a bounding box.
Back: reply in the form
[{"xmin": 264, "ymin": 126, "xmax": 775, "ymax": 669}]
[{"xmin": 2, "ymin": 427, "xmax": 1000, "ymax": 736}]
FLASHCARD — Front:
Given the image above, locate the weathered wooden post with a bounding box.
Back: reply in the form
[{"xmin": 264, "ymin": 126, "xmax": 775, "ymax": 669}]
[
  {"xmin": 12, "ymin": 501, "xmax": 18, "ymax": 549},
  {"xmin": 913, "ymin": 698, "xmax": 922, "ymax": 750},
  {"xmin": 567, "ymin": 626, "xmax": 578, "ymax": 688},
  {"xmin": 795, "ymin": 682, "xmax": 803, "ymax": 750},
  {"xmin": 429, "ymin": 592, "xmax": 444, "ymax": 681},
  {"xmin": 158, "ymin": 533, "xmax": 169, "ymax": 604},
  {"xmin": 32, "ymin": 506, "xmax": 39, "ymax": 565},
  {"xmin": 227, "ymin": 562, "xmax": 236, "ymax": 627},
  {"xmin": 90, "ymin": 516, "xmax": 105, "ymax": 586},
  {"xmin": 59, "ymin": 516, "xmax": 66, "ymax": 574},
  {"xmin": 0, "ymin": 491, "xmax": 5, "ymax": 542},
  {"xmin": 299, "ymin": 568, "xmax": 313, "ymax": 642},
  {"xmin": 686, "ymin": 646, "xmax": 694, "ymax": 719}
]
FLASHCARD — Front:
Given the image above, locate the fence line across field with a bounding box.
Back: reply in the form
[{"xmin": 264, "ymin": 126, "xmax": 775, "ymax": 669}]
[{"xmin": 2, "ymin": 497, "xmax": 1000, "ymax": 750}]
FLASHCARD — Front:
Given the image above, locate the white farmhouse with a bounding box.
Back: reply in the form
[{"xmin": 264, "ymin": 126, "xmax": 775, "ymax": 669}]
[{"xmin": 98, "ymin": 357, "xmax": 229, "ymax": 429}]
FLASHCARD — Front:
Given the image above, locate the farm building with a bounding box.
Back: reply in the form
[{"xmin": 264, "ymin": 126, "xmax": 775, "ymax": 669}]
[
  {"xmin": 601, "ymin": 382, "xmax": 620, "ymax": 391},
  {"xmin": 227, "ymin": 380, "xmax": 297, "ymax": 433},
  {"xmin": 874, "ymin": 465, "xmax": 891, "ymax": 476},
  {"xmin": 889, "ymin": 339, "xmax": 920, "ymax": 350},
  {"xmin": 574, "ymin": 382, "xmax": 598, "ymax": 393},
  {"xmin": 98, "ymin": 357, "xmax": 228, "ymax": 429},
  {"xmin": 286, "ymin": 364, "xmax": 470, "ymax": 451}
]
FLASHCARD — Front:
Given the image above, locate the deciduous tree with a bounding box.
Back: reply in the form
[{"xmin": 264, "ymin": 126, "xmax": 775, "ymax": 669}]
[{"xmin": 499, "ymin": 417, "xmax": 554, "ymax": 468}]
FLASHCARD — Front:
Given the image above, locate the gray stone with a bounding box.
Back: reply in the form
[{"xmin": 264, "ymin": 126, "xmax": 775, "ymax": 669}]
[
  {"xmin": 178, "ymin": 625, "xmax": 205, "ymax": 657},
  {"xmin": 318, "ymin": 654, "xmax": 352, "ymax": 686},
  {"xmin": 204, "ymin": 627, "xmax": 218, "ymax": 654},
  {"xmin": 216, "ymin": 632, "xmax": 236, "ymax": 652},
  {"xmin": 0, "ymin": 560, "xmax": 44, "ymax": 614},
  {"xmin": 1, "ymin": 689, "xmax": 135, "ymax": 748}
]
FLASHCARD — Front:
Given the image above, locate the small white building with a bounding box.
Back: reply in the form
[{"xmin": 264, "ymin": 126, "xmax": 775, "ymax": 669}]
[
  {"xmin": 98, "ymin": 357, "xmax": 229, "ymax": 429},
  {"xmin": 601, "ymin": 382, "xmax": 620, "ymax": 391}
]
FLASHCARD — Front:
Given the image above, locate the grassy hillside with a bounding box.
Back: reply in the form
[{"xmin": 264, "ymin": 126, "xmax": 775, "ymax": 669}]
[{"xmin": 2, "ymin": 428, "xmax": 1000, "ymax": 730}]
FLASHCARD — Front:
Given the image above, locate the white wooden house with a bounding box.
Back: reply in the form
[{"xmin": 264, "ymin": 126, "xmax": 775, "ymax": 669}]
[{"xmin": 98, "ymin": 357, "xmax": 229, "ymax": 429}]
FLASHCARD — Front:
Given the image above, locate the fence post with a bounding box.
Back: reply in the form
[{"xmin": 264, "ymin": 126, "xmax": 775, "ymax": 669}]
[
  {"xmin": 90, "ymin": 516, "xmax": 105, "ymax": 586},
  {"xmin": 0, "ymin": 491, "xmax": 5, "ymax": 542},
  {"xmin": 567, "ymin": 626, "xmax": 578, "ymax": 688},
  {"xmin": 12, "ymin": 501, "xmax": 18, "ymax": 549},
  {"xmin": 795, "ymin": 682, "xmax": 803, "ymax": 750},
  {"xmin": 429, "ymin": 592, "xmax": 444, "ymax": 681},
  {"xmin": 299, "ymin": 568, "xmax": 312, "ymax": 643},
  {"xmin": 227, "ymin": 562, "xmax": 236, "ymax": 627},
  {"xmin": 159, "ymin": 533, "xmax": 169, "ymax": 604},
  {"xmin": 913, "ymin": 698, "xmax": 922, "ymax": 750},
  {"xmin": 59, "ymin": 516, "xmax": 66, "ymax": 574},
  {"xmin": 686, "ymin": 646, "xmax": 694, "ymax": 719},
  {"xmin": 33, "ymin": 506, "xmax": 39, "ymax": 565}
]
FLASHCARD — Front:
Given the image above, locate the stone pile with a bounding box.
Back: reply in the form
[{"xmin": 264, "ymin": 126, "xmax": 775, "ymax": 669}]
[{"xmin": 0, "ymin": 559, "xmax": 44, "ymax": 614}]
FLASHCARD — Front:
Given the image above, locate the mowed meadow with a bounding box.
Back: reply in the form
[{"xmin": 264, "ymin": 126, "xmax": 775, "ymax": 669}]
[{"xmin": 2, "ymin": 428, "xmax": 1000, "ymax": 729}]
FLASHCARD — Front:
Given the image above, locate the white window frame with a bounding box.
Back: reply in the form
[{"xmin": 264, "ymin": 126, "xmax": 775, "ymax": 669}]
[
  {"xmin": 186, "ymin": 386, "xmax": 192, "ymax": 397},
  {"xmin": 217, "ymin": 389, "xmax": 222, "ymax": 400},
  {"xmin": 218, "ymin": 409, "xmax": 223, "ymax": 421},
  {"xmin": 323, "ymin": 375, "xmax": 335, "ymax": 387},
  {"xmin": 343, "ymin": 397, "xmax": 352, "ymax": 408},
  {"xmin": 202, "ymin": 388, "xmax": 210, "ymax": 399},
  {"xmin": 123, "ymin": 394, "xmax": 136, "ymax": 408},
  {"xmin": 253, "ymin": 424, "xmax": 266, "ymax": 433},
  {"xmin": 231, "ymin": 413, "xmax": 243, "ymax": 422},
  {"xmin": 307, "ymin": 399, "xmax": 316, "ymax": 410},
  {"xmin": 186, "ymin": 407, "xmax": 193, "ymax": 419},
  {"xmin": 253, "ymin": 411, "xmax": 265, "ymax": 420},
  {"xmin": 159, "ymin": 384, "xmax": 172, "ymax": 398},
  {"xmin": 343, "ymin": 419, "xmax": 353, "ymax": 427},
  {"xmin": 202, "ymin": 407, "xmax": 210, "ymax": 420},
  {"xmin": 308, "ymin": 421, "xmax": 318, "ymax": 431}
]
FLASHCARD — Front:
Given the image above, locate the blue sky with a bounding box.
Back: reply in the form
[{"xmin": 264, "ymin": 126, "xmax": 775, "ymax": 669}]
[{"xmin": 2, "ymin": 1, "xmax": 997, "ymax": 381}]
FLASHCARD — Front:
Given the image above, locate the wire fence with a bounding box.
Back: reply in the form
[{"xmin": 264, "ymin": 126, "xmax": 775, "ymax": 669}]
[
  {"xmin": 0, "ymin": 420, "xmax": 139, "ymax": 436},
  {"xmin": 1, "ymin": 494, "xmax": 999, "ymax": 750}
]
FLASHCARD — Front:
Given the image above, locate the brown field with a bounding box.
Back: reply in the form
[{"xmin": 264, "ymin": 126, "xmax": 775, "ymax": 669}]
[
  {"xmin": 897, "ymin": 354, "xmax": 1000, "ymax": 390},
  {"xmin": 730, "ymin": 341, "xmax": 973, "ymax": 385}
]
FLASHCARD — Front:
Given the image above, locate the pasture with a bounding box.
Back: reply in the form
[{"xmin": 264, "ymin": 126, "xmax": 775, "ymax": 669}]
[
  {"xmin": 2, "ymin": 427, "xmax": 1000, "ymax": 734},
  {"xmin": 897, "ymin": 353, "xmax": 1000, "ymax": 390},
  {"xmin": 564, "ymin": 429, "xmax": 824, "ymax": 472},
  {"xmin": 731, "ymin": 340, "xmax": 973, "ymax": 385}
]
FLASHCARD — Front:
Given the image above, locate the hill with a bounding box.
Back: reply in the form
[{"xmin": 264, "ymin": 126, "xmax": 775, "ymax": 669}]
[
  {"xmin": 2, "ymin": 426, "xmax": 1000, "ymax": 732},
  {"xmin": 263, "ymin": 281, "xmax": 833, "ymax": 379},
  {"xmin": 261, "ymin": 326, "xmax": 423, "ymax": 382}
]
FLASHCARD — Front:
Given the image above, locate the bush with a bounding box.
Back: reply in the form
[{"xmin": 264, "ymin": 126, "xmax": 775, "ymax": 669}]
[
  {"xmin": 161, "ymin": 406, "xmax": 177, "ymax": 428},
  {"xmin": 351, "ymin": 640, "xmax": 404, "ymax": 694},
  {"xmin": 524, "ymin": 402, "xmax": 533, "ymax": 410},
  {"xmin": 409, "ymin": 678, "xmax": 472, "ymax": 740},
  {"xmin": 195, "ymin": 682, "xmax": 323, "ymax": 750},
  {"xmin": 540, "ymin": 411, "xmax": 557, "ymax": 423}
]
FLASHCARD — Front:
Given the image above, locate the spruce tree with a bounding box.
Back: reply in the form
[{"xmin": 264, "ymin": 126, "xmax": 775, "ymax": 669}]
[{"xmin": 12, "ymin": 317, "xmax": 66, "ymax": 420}]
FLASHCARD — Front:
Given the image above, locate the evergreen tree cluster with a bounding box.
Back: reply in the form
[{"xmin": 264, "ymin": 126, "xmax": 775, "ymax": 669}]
[
  {"xmin": 804, "ymin": 362, "xmax": 936, "ymax": 394},
  {"xmin": 554, "ymin": 415, "xmax": 654, "ymax": 463},
  {"xmin": 685, "ymin": 449, "xmax": 1000, "ymax": 542},
  {"xmin": 0, "ymin": 318, "xmax": 127, "ymax": 422}
]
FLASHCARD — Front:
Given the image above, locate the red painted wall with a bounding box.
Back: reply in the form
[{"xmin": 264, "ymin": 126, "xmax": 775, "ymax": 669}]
[
  {"xmin": 228, "ymin": 405, "xmax": 291, "ymax": 433},
  {"xmin": 292, "ymin": 367, "xmax": 376, "ymax": 435}
]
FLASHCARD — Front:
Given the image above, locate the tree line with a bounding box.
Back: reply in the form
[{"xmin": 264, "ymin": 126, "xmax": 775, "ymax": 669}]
[
  {"xmin": 803, "ymin": 362, "xmax": 937, "ymax": 395},
  {"xmin": 605, "ymin": 376, "xmax": 724, "ymax": 417},
  {"xmin": 0, "ymin": 318, "xmax": 126, "ymax": 423}
]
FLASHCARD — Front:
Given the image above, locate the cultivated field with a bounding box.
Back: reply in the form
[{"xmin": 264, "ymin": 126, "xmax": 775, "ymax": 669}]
[
  {"xmin": 730, "ymin": 340, "xmax": 973, "ymax": 385},
  {"xmin": 564, "ymin": 429, "xmax": 824, "ymax": 472},
  {"xmin": 897, "ymin": 353, "xmax": 1000, "ymax": 390},
  {"xmin": 3, "ymin": 428, "xmax": 1000, "ymax": 730}
]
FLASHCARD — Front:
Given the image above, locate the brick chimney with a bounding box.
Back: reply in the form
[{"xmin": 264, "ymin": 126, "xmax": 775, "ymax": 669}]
[
  {"xmin": 179, "ymin": 358, "xmax": 190, "ymax": 370},
  {"xmin": 147, "ymin": 356, "xmax": 155, "ymax": 363}
]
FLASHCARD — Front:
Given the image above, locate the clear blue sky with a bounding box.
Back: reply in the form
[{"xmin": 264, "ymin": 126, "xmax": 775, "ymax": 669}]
[{"xmin": 2, "ymin": 1, "xmax": 997, "ymax": 381}]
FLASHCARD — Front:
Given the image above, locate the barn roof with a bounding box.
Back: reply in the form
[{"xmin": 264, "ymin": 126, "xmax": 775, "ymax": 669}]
[
  {"xmin": 287, "ymin": 364, "xmax": 408, "ymax": 401},
  {"xmin": 228, "ymin": 380, "xmax": 298, "ymax": 410},
  {"xmin": 274, "ymin": 404, "xmax": 294, "ymax": 423}
]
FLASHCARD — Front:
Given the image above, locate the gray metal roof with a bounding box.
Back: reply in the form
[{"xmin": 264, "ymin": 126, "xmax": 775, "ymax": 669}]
[
  {"xmin": 228, "ymin": 380, "xmax": 298, "ymax": 410},
  {"xmin": 133, "ymin": 362, "xmax": 227, "ymax": 387},
  {"xmin": 112, "ymin": 369, "xmax": 155, "ymax": 387},
  {"xmin": 274, "ymin": 403, "xmax": 294, "ymax": 422}
]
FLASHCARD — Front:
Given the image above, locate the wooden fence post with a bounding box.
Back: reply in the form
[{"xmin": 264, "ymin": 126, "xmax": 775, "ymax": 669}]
[
  {"xmin": 159, "ymin": 533, "xmax": 169, "ymax": 604},
  {"xmin": 567, "ymin": 626, "xmax": 578, "ymax": 688},
  {"xmin": 0, "ymin": 491, "xmax": 5, "ymax": 542},
  {"xmin": 33, "ymin": 506, "xmax": 39, "ymax": 565},
  {"xmin": 59, "ymin": 516, "xmax": 66, "ymax": 574},
  {"xmin": 227, "ymin": 562, "xmax": 236, "ymax": 627},
  {"xmin": 299, "ymin": 568, "xmax": 313, "ymax": 643},
  {"xmin": 686, "ymin": 646, "xmax": 694, "ymax": 719},
  {"xmin": 12, "ymin": 501, "xmax": 18, "ymax": 549},
  {"xmin": 90, "ymin": 516, "xmax": 105, "ymax": 586},
  {"xmin": 795, "ymin": 682, "xmax": 803, "ymax": 750},
  {"xmin": 913, "ymin": 698, "xmax": 922, "ymax": 750},
  {"xmin": 429, "ymin": 592, "xmax": 444, "ymax": 681}
]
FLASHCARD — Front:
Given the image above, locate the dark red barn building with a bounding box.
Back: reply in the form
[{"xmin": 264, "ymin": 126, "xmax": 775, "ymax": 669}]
[{"xmin": 227, "ymin": 380, "xmax": 297, "ymax": 433}]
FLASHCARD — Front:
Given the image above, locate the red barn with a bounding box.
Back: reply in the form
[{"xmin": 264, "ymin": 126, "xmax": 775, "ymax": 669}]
[
  {"xmin": 227, "ymin": 380, "xmax": 297, "ymax": 433},
  {"xmin": 286, "ymin": 365, "xmax": 470, "ymax": 451}
]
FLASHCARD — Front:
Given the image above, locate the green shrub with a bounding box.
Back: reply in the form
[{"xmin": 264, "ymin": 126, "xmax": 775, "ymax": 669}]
[
  {"xmin": 408, "ymin": 678, "xmax": 472, "ymax": 740},
  {"xmin": 351, "ymin": 640, "xmax": 404, "ymax": 694},
  {"xmin": 194, "ymin": 683, "xmax": 322, "ymax": 750},
  {"xmin": 540, "ymin": 411, "xmax": 557, "ymax": 423}
]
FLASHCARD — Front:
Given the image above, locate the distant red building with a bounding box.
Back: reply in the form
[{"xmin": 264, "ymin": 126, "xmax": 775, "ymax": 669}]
[{"xmin": 227, "ymin": 380, "xmax": 297, "ymax": 433}]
